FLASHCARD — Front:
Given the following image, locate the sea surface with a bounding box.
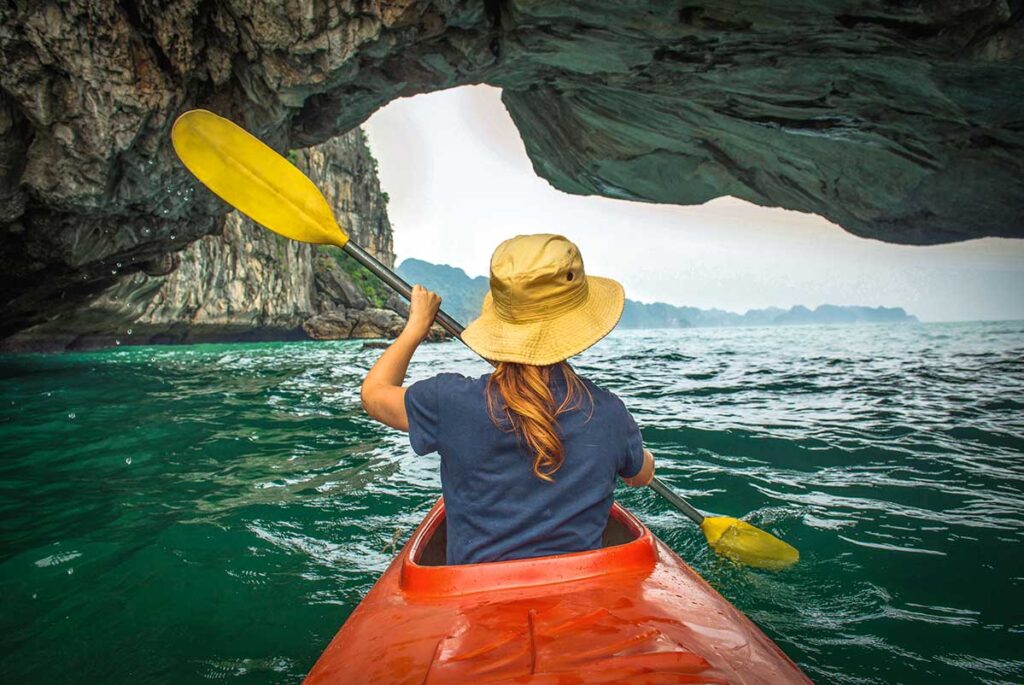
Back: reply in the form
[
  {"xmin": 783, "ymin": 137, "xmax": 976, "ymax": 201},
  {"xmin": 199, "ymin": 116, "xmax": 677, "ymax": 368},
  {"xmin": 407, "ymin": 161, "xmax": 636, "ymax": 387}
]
[{"xmin": 1, "ymin": 322, "xmax": 1022, "ymax": 684}]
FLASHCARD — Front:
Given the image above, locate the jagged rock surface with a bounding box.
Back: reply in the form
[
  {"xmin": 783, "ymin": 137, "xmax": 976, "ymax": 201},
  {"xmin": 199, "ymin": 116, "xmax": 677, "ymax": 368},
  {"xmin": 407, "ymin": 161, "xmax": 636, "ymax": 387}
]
[
  {"xmin": 1, "ymin": 1, "xmax": 1022, "ymax": 337},
  {"xmin": 1, "ymin": 129, "xmax": 404, "ymax": 351},
  {"xmin": 299, "ymin": 132, "xmax": 394, "ymax": 267}
]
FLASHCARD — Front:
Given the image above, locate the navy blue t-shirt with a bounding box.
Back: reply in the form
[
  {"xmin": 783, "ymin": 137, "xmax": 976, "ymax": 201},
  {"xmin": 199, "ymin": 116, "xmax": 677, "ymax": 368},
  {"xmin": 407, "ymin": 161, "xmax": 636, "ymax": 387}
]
[{"xmin": 404, "ymin": 370, "xmax": 645, "ymax": 565}]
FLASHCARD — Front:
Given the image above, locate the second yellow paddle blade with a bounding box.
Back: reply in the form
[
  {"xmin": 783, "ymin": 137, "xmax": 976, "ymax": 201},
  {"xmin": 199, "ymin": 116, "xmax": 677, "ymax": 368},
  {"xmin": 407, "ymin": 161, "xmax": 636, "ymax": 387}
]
[
  {"xmin": 171, "ymin": 109, "xmax": 347, "ymax": 247},
  {"xmin": 701, "ymin": 516, "xmax": 799, "ymax": 570}
]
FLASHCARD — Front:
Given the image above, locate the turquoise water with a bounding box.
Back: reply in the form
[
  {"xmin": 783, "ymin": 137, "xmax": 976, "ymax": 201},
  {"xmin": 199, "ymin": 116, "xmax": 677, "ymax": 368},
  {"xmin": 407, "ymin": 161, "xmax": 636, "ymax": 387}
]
[{"xmin": 2, "ymin": 322, "xmax": 1023, "ymax": 683}]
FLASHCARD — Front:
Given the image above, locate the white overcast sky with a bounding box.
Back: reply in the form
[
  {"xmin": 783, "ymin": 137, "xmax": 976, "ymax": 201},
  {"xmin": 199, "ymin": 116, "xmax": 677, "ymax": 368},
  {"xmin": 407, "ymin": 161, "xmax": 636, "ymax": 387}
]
[{"xmin": 364, "ymin": 85, "xmax": 1024, "ymax": 322}]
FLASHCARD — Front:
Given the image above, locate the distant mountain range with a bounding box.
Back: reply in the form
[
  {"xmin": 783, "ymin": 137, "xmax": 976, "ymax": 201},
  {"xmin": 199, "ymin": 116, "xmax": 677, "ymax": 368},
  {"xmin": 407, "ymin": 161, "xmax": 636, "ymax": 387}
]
[
  {"xmin": 620, "ymin": 302, "xmax": 919, "ymax": 328},
  {"xmin": 397, "ymin": 259, "xmax": 491, "ymax": 325},
  {"xmin": 396, "ymin": 258, "xmax": 919, "ymax": 329}
]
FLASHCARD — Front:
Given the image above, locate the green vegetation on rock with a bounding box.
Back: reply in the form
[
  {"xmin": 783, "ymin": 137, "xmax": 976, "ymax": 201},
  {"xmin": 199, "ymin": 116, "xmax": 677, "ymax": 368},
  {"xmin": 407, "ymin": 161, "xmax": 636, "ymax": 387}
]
[{"xmin": 321, "ymin": 246, "xmax": 392, "ymax": 308}]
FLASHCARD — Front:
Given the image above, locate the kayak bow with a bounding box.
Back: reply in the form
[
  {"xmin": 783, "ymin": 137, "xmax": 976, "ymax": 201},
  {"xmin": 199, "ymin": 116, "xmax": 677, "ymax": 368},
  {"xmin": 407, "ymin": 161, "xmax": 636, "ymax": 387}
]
[{"xmin": 304, "ymin": 500, "xmax": 810, "ymax": 684}]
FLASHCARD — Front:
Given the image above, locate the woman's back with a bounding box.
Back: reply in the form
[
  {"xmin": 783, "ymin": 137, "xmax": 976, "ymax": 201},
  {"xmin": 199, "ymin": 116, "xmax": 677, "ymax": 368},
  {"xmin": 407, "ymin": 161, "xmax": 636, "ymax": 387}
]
[
  {"xmin": 405, "ymin": 369, "xmax": 644, "ymax": 565},
  {"xmin": 360, "ymin": 233, "xmax": 654, "ymax": 566}
]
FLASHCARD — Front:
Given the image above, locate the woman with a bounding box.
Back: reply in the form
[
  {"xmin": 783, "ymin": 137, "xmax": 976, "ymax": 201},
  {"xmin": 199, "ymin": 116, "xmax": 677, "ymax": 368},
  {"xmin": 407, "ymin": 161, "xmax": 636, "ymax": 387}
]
[{"xmin": 361, "ymin": 234, "xmax": 655, "ymax": 565}]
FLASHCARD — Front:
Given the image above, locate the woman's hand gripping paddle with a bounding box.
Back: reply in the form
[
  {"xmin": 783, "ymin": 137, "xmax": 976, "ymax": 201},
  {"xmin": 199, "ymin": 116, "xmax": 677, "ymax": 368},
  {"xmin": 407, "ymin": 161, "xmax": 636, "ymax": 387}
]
[{"xmin": 170, "ymin": 109, "xmax": 800, "ymax": 571}]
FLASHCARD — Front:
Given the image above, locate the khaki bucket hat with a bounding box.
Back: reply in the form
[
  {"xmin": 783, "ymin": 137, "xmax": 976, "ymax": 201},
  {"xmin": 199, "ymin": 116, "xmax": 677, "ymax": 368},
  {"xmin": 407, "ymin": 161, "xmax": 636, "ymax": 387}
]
[{"xmin": 461, "ymin": 234, "xmax": 625, "ymax": 366}]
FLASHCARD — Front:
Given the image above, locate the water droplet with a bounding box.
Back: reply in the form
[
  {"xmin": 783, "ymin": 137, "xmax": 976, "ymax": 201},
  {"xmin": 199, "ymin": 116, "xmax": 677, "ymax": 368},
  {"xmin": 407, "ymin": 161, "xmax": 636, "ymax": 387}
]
[
  {"xmin": 110, "ymin": 269, "xmax": 117, "ymax": 275},
  {"xmin": 126, "ymin": 328, "xmax": 133, "ymax": 335},
  {"xmin": 141, "ymin": 226, "xmax": 152, "ymax": 237},
  {"xmin": 170, "ymin": 234, "xmax": 176, "ymax": 241},
  {"xmin": 66, "ymin": 568, "xmax": 73, "ymax": 575},
  {"xmin": 116, "ymin": 262, "xmax": 122, "ymax": 268},
  {"xmin": 125, "ymin": 456, "xmax": 132, "ymax": 465},
  {"xmin": 68, "ymin": 412, "xmax": 76, "ymax": 420},
  {"xmin": 114, "ymin": 339, "xmax": 121, "ymax": 346},
  {"xmin": 32, "ymin": 593, "xmax": 37, "ymax": 599}
]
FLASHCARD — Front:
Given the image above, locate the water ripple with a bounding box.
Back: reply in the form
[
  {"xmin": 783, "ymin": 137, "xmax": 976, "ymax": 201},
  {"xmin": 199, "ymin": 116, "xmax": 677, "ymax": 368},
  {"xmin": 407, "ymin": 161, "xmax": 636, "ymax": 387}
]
[{"xmin": 1, "ymin": 322, "xmax": 1022, "ymax": 683}]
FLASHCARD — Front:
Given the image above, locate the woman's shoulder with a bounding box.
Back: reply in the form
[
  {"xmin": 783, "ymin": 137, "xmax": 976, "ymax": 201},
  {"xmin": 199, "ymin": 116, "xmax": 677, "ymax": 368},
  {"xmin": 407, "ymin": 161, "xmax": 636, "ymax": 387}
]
[
  {"xmin": 406, "ymin": 372, "xmax": 491, "ymax": 417},
  {"xmin": 577, "ymin": 378, "xmax": 638, "ymax": 436},
  {"xmin": 576, "ymin": 375, "xmax": 630, "ymax": 412},
  {"xmin": 415, "ymin": 372, "xmax": 491, "ymax": 393}
]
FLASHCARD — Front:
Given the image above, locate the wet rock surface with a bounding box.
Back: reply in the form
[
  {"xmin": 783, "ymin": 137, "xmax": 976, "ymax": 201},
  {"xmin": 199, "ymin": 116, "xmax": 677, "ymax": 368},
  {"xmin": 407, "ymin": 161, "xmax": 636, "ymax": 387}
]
[{"xmin": 1, "ymin": 1, "xmax": 1022, "ymax": 336}]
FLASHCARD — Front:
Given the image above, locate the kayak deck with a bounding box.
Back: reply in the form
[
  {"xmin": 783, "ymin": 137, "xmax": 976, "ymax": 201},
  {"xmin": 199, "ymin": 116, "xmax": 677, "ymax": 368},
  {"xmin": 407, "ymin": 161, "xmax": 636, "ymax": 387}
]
[{"xmin": 304, "ymin": 500, "xmax": 811, "ymax": 684}]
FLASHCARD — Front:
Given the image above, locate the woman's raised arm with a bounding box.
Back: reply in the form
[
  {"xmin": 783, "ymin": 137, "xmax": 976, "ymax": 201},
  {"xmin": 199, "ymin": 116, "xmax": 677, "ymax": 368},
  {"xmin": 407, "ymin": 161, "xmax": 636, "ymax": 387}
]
[{"xmin": 360, "ymin": 285, "xmax": 442, "ymax": 431}]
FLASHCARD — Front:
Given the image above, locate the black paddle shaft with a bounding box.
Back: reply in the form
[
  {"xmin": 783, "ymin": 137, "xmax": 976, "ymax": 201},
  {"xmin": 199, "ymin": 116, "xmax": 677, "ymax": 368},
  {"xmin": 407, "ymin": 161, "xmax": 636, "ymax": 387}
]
[
  {"xmin": 648, "ymin": 477, "xmax": 705, "ymax": 525},
  {"xmin": 343, "ymin": 240, "xmax": 708, "ymax": 525},
  {"xmin": 342, "ymin": 241, "xmax": 467, "ymax": 339}
]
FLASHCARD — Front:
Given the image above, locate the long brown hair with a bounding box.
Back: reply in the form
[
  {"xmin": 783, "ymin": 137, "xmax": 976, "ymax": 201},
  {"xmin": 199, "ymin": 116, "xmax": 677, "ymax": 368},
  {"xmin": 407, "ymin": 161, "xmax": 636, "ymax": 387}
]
[{"xmin": 486, "ymin": 362, "xmax": 592, "ymax": 482}]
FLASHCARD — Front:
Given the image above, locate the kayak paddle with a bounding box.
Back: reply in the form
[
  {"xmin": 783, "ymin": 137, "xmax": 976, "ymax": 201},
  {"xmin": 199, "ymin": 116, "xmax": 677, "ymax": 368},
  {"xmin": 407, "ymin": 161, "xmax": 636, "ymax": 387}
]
[{"xmin": 170, "ymin": 109, "xmax": 800, "ymax": 571}]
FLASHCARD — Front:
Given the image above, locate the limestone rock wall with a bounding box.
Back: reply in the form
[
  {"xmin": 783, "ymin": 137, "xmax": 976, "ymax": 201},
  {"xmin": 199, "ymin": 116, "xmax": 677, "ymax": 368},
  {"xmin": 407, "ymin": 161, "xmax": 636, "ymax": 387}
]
[
  {"xmin": 1, "ymin": 129, "xmax": 406, "ymax": 351},
  {"xmin": 0, "ymin": 1, "xmax": 1021, "ymax": 337},
  {"xmin": 299, "ymin": 132, "xmax": 394, "ymax": 267}
]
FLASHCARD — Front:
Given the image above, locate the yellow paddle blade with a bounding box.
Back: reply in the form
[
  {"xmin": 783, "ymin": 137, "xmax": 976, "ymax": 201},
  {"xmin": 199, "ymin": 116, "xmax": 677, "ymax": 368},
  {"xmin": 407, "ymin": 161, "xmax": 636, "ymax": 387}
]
[
  {"xmin": 700, "ymin": 516, "xmax": 799, "ymax": 570},
  {"xmin": 171, "ymin": 109, "xmax": 347, "ymax": 247}
]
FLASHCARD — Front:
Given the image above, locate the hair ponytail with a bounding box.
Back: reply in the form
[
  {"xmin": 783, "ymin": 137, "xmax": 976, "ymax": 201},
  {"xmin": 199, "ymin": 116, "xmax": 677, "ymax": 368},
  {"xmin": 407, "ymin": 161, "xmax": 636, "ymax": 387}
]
[{"xmin": 486, "ymin": 362, "xmax": 592, "ymax": 481}]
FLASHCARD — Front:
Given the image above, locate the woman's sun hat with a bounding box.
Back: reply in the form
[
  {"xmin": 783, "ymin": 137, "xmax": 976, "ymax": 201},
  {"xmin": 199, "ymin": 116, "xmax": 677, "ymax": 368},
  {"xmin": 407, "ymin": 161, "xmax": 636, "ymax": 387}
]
[{"xmin": 461, "ymin": 234, "xmax": 625, "ymax": 366}]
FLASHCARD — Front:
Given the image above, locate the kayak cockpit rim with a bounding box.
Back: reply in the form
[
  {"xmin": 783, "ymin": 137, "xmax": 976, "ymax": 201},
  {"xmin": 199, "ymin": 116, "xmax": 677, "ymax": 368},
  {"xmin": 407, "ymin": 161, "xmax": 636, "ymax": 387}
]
[{"xmin": 399, "ymin": 501, "xmax": 659, "ymax": 598}]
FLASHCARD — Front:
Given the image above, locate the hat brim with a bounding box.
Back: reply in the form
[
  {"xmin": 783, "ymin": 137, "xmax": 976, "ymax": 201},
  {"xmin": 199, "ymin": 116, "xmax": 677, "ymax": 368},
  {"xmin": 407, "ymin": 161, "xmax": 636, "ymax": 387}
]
[{"xmin": 461, "ymin": 276, "xmax": 625, "ymax": 366}]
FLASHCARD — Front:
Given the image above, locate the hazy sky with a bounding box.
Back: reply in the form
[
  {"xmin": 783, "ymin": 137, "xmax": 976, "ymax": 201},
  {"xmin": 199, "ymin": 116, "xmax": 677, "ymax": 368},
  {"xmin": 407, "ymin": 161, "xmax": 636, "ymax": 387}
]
[{"xmin": 364, "ymin": 86, "xmax": 1024, "ymax": 322}]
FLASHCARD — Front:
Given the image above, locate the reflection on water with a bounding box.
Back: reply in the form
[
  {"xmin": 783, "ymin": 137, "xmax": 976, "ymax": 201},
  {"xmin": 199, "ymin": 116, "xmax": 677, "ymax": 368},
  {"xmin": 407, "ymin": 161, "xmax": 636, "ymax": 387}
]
[{"xmin": 1, "ymin": 321, "xmax": 1022, "ymax": 683}]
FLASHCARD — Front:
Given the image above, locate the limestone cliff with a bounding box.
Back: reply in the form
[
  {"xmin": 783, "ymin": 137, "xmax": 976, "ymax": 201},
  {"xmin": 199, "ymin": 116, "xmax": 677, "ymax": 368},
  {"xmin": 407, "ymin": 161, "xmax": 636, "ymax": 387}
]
[
  {"xmin": 0, "ymin": 1, "xmax": 1021, "ymax": 337},
  {"xmin": 1, "ymin": 129, "xmax": 411, "ymax": 351}
]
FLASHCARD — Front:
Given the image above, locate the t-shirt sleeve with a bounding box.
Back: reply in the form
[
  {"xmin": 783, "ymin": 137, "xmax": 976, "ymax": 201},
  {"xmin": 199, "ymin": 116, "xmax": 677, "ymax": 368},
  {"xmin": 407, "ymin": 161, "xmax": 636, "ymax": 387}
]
[
  {"xmin": 404, "ymin": 373, "xmax": 464, "ymax": 455},
  {"xmin": 617, "ymin": 405, "xmax": 646, "ymax": 479}
]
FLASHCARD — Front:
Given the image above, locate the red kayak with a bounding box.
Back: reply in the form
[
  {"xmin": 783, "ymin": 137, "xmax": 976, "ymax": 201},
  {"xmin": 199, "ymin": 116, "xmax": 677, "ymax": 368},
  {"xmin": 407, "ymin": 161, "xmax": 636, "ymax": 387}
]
[{"xmin": 304, "ymin": 500, "xmax": 811, "ymax": 684}]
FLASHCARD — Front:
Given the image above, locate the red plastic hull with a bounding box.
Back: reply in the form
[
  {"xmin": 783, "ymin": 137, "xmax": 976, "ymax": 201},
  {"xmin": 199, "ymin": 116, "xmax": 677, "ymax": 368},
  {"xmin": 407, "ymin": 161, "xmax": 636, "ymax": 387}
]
[{"xmin": 304, "ymin": 500, "xmax": 811, "ymax": 684}]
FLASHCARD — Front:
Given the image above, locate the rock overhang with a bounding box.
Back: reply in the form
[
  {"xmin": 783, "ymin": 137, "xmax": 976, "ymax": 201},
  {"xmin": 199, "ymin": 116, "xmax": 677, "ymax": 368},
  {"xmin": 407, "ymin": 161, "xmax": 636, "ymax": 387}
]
[{"xmin": 0, "ymin": 0, "xmax": 1021, "ymax": 336}]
